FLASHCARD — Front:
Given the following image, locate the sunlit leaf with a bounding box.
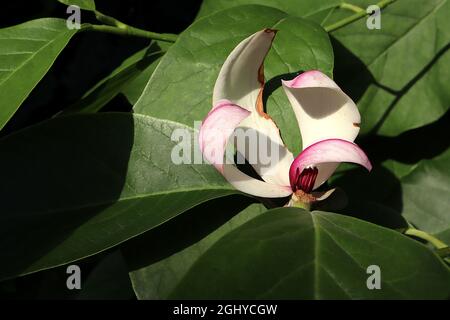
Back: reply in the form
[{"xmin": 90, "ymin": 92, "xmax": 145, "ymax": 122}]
[
  {"xmin": 165, "ymin": 208, "xmax": 449, "ymax": 299},
  {"xmin": 0, "ymin": 18, "xmax": 77, "ymax": 130}
]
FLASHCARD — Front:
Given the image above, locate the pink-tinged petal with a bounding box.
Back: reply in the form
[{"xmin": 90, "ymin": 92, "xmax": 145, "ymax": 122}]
[
  {"xmin": 212, "ymin": 29, "xmax": 293, "ymax": 187},
  {"xmin": 282, "ymin": 70, "xmax": 361, "ymax": 149},
  {"xmin": 283, "ymin": 70, "xmax": 339, "ymax": 89},
  {"xmin": 289, "ymin": 139, "xmax": 372, "ymax": 190},
  {"xmin": 199, "ymin": 101, "xmax": 250, "ymax": 173},
  {"xmin": 199, "ymin": 101, "xmax": 292, "ymax": 198}
]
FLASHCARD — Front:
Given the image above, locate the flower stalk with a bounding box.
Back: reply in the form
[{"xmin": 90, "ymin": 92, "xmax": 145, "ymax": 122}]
[
  {"xmin": 404, "ymin": 228, "xmax": 448, "ymax": 250},
  {"xmin": 289, "ymin": 191, "xmax": 315, "ymax": 211}
]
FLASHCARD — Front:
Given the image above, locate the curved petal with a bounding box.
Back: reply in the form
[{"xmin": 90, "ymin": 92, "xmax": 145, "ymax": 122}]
[
  {"xmin": 289, "ymin": 139, "xmax": 372, "ymax": 189},
  {"xmin": 199, "ymin": 101, "xmax": 250, "ymax": 173},
  {"xmin": 213, "ymin": 29, "xmax": 293, "ymax": 186},
  {"xmin": 282, "ymin": 70, "xmax": 362, "ymax": 185},
  {"xmin": 282, "ymin": 70, "xmax": 361, "ymax": 147},
  {"xmin": 236, "ymin": 115, "xmax": 293, "ymax": 187},
  {"xmin": 213, "ymin": 29, "xmax": 275, "ymax": 112},
  {"xmin": 223, "ymin": 164, "xmax": 293, "ymax": 198},
  {"xmin": 199, "ymin": 101, "xmax": 292, "ymax": 198}
]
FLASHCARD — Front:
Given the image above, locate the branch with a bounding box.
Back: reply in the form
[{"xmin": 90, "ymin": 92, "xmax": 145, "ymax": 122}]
[{"xmin": 80, "ymin": 10, "xmax": 177, "ymax": 43}]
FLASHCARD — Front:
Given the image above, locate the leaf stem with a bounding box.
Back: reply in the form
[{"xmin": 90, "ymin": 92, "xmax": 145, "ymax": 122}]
[
  {"xmin": 324, "ymin": 0, "xmax": 397, "ymax": 32},
  {"xmin": 82, "ymin": 24, "xmax": 177, "ymax": 42},
  {"xmin": 81, "ymin": 10, "xmax": 177, "ymax": 43},
  {"xmin": 404, "ymin": 228, "xmax": 448, "ymax": 250},
  {"xmin": 339, "ymin": 2, "xmax": 364, "ymax": 13}
]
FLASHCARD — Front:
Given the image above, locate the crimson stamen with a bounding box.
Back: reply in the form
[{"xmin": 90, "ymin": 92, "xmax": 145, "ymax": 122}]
[{"xmin": 291, "ymin": 167, "xmax": 319, "ymax": 193}]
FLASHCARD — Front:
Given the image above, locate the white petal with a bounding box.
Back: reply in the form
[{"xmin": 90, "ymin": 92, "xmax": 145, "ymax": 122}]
[
  {"xmin": 199, "ymin": 100, "xmax": 292, "ymax": 198},
  {"xmin": 282, "ymin": 70, "xmax": 361, "ymax": 147},
  {"xmin": 236, "ymin": 116, "xmax": 293, "ymax": 187},
  {"xmin": 282, "ymin": 70, "xmax": 361, "ymax": 187},
  {"xmin": 213, "ymin": 29, "xmax": 275, "ymax": 112},
  {"xmin": 213, "ymin": 29, "xmax": 293, "ymax": 187},
  {"xmin": 223, "ymin": 164, "xmax": 292, "ymax": 198}
]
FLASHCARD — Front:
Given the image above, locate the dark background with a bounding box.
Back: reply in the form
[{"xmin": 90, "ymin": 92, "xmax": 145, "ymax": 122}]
[{"xmin": 0, "ymin": 0, "xmax": 202, "ymax": 136}]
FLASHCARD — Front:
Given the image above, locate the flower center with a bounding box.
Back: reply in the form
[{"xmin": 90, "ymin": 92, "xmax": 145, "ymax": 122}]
[{"xmin": 291, "ymin": 166, "xmax": 318, "ymax": 194}]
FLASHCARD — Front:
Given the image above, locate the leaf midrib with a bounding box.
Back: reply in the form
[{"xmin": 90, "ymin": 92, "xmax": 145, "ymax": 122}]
[{"xmin": 0, "ymin": 26, "xmax": 74, "ymax": 88}]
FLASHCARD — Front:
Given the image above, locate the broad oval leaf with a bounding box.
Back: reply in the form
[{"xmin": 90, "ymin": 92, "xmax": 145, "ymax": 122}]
[
  {"xmin": 128, "ymin": 202, "xmax": 266, "ymax": 299},
  {"xmin": 196, "ymin": 0, "xmax": 341, "ymax": 24},
  {"xmin": 0, "ymin": 113, "xmax": 237, "ymax": 280},
  {"xmin": 390, "ymin": 149, "xmax": 450, "ymax": 243},
  {"xmin": 0, "ymin": 18, "xmax": 77, "ymax": 130},
  {"xmin": 160, "ymin": 208, "xmax": 449, "ymax": 299},
  {"xmin": 133, "ymin": 5, "xmax": 334, "ymax": 154}
]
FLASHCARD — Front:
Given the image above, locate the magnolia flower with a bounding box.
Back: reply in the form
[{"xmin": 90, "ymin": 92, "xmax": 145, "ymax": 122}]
[{"xmin": 199, "ymin": 29, "xmax": 372, "ymax": 208}]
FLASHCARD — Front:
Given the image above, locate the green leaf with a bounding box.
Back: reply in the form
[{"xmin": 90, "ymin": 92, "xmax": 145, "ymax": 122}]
[
  {"xmin": 390, "ymin": 149, "xmax": 450, "ymax": 243},
  {"xmin": 166, "ymin": 208, "xmax": 449, "ymax": 299},
  {"xmin": 128, "ymin": 202, "xmax": 266, "ymax": 299},
  {"xmin": 0, "ymin": 113, "xmax": 237, "ymax": 280},
  {"xmin": 196, "ymin": 0, "xmax": 341, "ymax": 25},
  {"xmin": 134, "ymin": 5, "xmax": 333, "ymax": 154},
  {"xmin": 121, "ymin": 54, "xmax": 167, "ymax": 105},
  {"xmin": 60, "ymin": 41, "xmax": 169, "ymax": 115},
  {"xmin": 58, "ymin": 0, "xmax": 96, "ymax": 11},
  {"xmin": 0, "ymin": 18, "xmax": 77, "ymax": 130},
  {"xmin": 330, "ymin": 0, "xmax": 450, "ymax": 136}
]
